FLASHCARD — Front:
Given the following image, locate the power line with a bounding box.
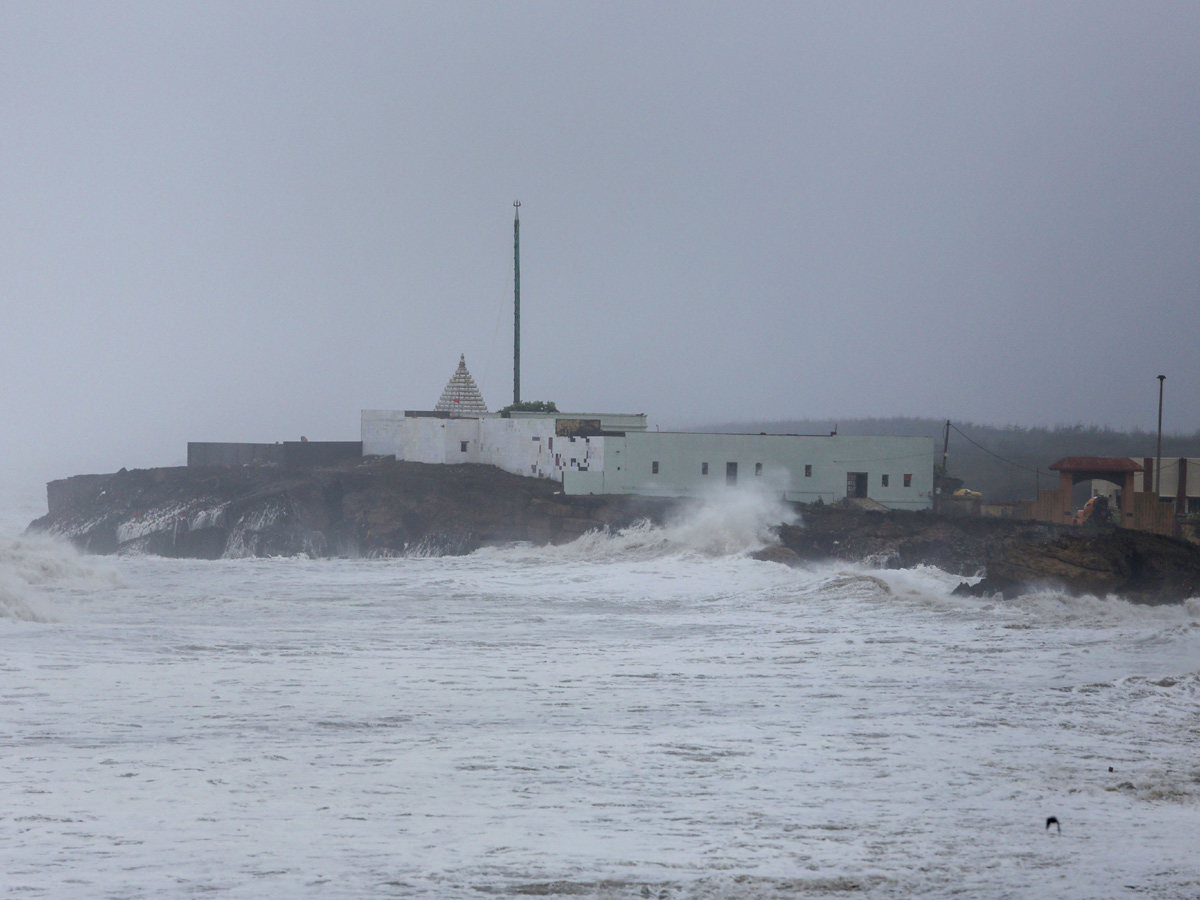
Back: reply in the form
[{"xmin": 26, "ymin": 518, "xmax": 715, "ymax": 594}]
[{"xmin": 948, "ymin": 423, "xmax": 1057, "ymax": 478}]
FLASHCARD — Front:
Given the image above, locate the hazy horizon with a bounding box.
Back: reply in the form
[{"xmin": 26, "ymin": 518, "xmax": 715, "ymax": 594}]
[{"xmin": 3, "ymin": 3, "xmax": 1197, "ymax": 487}]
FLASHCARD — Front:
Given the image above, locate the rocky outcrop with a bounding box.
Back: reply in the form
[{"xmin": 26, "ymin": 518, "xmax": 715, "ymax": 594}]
[
  {"xmin": 775, "ymin": 505, "xmax": 1200, "ymax": 604},
  {"xmin": 29, "ymin": 464, "xmax": 1200, "ymax": 603},
  {"xmin": 30, "ymin": 459, "xmax": 677, "ymax": 559}
]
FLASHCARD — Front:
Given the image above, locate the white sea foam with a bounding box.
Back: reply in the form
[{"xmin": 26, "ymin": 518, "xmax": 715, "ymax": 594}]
[
  {"xmin": 487, "ymin": 482, "xmax": 798, "ymax": 566},
  {"xmin": 0, "ymin": 530, "xmax": 126, "ymax": 622},
  {"xmin": 4, "ymin": 491, "xmax": 1200, "ymax": 898}
]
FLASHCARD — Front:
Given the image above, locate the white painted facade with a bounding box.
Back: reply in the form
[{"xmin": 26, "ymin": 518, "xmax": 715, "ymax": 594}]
[
  {"xmin": 362, "ymin": 410, "xmax": 934, "ymax": 509},
  {"xmin": 1134, "ymin": 458, "xmax": 1200, "ymax": 514},
  {"xmin": 565, "ymin": 432, "xmax": 934, "ymax": 509},
  {"xmin": 361, "ymin": 411, "xmax": 638, "ymax": 481}
]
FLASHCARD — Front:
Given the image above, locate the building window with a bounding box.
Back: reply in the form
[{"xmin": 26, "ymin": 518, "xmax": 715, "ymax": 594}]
[
  {"xmin": 805, "ymin": 464, "xmax": 812, "ymax": 477},
  {"xmin": 570, "ymin": 458, "xmax": 576, "ymax": 465},
  {"xmin": 652, "ymin": 461, "xmax": 659, "ymax": 474},
  {"xmin": 460, "ymin": 441, "xmax": 468, "ymax": 453},
  {"xmin": 726, "ymin": 462, "xmax": 738, "ymax": 485},
  {"xmin": 882, "ymin": 474, "xmax": 889, "ymax": 487},
  {"xmin": 701, "ymin": 462, "xmax": 709, "ymax": 475},
  {"xmin": 532, "ymin": 436, "xmax": 541, "ymax": 441},
  {"xmin": 903, "ymin": 473, "xmax": 912, "ymax": 487},
  {"xmin": 755, "ymin": 462, "xmax": 763, "ymax": 476}
]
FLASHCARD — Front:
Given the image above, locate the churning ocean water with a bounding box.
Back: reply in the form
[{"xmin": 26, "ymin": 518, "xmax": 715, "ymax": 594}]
[{"xmin": 3, "ymin": 485, "xmax": 1200, "ymax": 899}]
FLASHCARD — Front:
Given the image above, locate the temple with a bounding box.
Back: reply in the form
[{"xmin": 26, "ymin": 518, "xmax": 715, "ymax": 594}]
[{"xmin": 361, "ymin": 355, "xmax": 934, "ymax": 509}]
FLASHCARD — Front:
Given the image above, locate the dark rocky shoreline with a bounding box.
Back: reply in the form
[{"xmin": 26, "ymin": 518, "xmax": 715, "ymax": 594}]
[
  {"xmin": 28, "ymin": 460, "xmax": 1200, "ymax": 604},
  {"xmin": 771, "ymin": 505, "xmax": 1200, "ymax": 605},
  {"xmin": 29, "ymin": 459, "xmax": 676, "ymax": 559}
]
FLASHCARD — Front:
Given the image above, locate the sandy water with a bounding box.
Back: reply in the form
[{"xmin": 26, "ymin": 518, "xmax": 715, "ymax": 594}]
[{"xmin": 3, "ymin": 490, "xmax": 1200, "ymax": 899}]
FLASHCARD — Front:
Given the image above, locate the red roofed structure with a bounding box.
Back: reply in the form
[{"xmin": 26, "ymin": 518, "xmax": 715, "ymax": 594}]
[
  {"xmin": 1048, "ymin": 457, "xmax": 1144, "ymax": 475},
  {"xmin": 1026, "ymin": 457, "xmax": 1174, "ymax": 534}
]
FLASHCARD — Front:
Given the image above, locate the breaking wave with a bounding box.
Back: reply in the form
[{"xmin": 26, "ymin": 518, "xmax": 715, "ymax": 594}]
[
  {"xmin": 0, "ymin": 532, "xmax": 121, "ymax": 622},
  {"xmin": 487, "ymin": 484, "xmax": 799, "ymax": 564}
]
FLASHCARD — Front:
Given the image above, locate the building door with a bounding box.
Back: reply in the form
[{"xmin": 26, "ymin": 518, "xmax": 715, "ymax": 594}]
[
  {"xmin": 726, "ymin": 462, "xmax": 738, "ymax": 486},
  {"xmin": 846, "ymin": 472, "xmax": 868, "ymax": 498}
]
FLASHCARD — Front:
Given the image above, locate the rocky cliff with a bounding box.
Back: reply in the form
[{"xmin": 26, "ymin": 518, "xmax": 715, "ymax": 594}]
[
  {"xmin": 28, "ymin": 463, "xmax": 1200, "ymax": 603},
  {"xmin": 30, "ymin": 459, "xmax": 677, "ymax": 558},
  {"xmin": 774, "ymin": 506, "xmax": 1200, "ymax": 605}
]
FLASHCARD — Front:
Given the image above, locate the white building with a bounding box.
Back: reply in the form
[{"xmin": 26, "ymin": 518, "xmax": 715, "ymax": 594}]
[
  {"xmin": 565, "ymin": 430, "xmax": 933, "ymax": 509},
  {"xmin": 362, "ymin": 355, "xmax": 644, "ymax": 481},
  {"xmin": 362, "ymin": 356, "xmax": 934, "ymax": 509},
  {"xmin": 1133, "ymin": 457, "xmax": 1200, "ymax": 516}
]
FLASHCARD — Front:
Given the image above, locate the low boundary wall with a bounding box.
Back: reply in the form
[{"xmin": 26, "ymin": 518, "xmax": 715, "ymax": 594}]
[{"xmin": 188, "ymin": 442, "xmax": 362, "ymax": 468}]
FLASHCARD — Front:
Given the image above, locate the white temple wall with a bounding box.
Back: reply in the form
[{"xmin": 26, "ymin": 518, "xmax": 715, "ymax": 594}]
[
  {"xmin": 365, "ymin": 411, "xmax": 932, "ymax": 508},
  {"xmin": 568, "ymin": 432, "xmax": 933, "ymax": 509},
  {"xmin": 361, "ymin": 412, "xmax": 602, "ymax": 480}
]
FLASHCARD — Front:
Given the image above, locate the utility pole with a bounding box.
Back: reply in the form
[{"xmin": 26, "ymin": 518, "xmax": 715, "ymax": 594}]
[
  {"xmin": 1155, "ymin": 374, "xmax": 1166, "ymax": 495},
  {"xmin": 936, "ymin": 419, "xmax": 950, "ymax": 513},
  {"xmin": 942, "ymin": 419, "xmax": 950, "ymax": 476},
  {"xmin": 513, "ymin": 200, "xmax": 521, "ymax": 406}
]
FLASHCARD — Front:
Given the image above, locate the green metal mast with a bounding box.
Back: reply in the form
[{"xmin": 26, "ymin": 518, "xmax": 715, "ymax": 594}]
[{"xmin": 513, "ymin": 200, "xmax": 521, "ymax": 405}]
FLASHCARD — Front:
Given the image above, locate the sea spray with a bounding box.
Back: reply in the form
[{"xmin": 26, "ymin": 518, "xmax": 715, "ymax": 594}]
[
  {"xmin": 0, "ymin": 532, "xmax": 121, "ymax": 622},
  {"xmin": 508, "ymin": 482, "xmax": 801, "ymax": 564},
  {"xmin": 662, "ymin": 481, "xmax": 798, "ymax": 556},
  {"xmin": 5, "ymin": 517, "xmax": 1200, "ymax": 896}
]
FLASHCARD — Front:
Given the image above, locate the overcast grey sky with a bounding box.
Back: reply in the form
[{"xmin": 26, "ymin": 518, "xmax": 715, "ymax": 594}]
[{"xmin": 2, "ymin": 2, "xmax": 1198, "ymax": 483}]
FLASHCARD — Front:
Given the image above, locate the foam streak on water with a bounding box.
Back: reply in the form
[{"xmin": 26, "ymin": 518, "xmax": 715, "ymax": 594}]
[{"xmin": 2, "ymin": 494, "xmax": 1200, "ymax": 899}]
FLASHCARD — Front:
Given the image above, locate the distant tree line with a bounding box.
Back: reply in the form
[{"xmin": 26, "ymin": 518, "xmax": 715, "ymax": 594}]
[{"xmin": 689, "ymin": 417, "xmax": 1200, "ymax": 502}]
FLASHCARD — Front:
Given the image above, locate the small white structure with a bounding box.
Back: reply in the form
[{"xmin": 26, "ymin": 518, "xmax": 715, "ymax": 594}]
[
  {"xmin": 1134, "ymin": 457, "xmax": 1200, "ymax": 516},
  {"xmin": 363, "ymin": 356, "xmax": 934, "ymax": 509}
]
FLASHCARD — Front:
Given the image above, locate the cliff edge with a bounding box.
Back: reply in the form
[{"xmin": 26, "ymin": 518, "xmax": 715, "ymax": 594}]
[
  {"xmin": 28, "ymin": 463, "xmax": 1200, "ymax": 603},
  {"xmin": 29, "ymin": 459, "xmax": 676, "ymax": 558},
  {"xmin": 775, "ymin": 505, "xmax": 1200, "ymax": 605}
]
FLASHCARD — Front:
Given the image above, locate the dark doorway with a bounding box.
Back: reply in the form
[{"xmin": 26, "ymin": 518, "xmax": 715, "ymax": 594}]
[
  {"xmin": 726, "ymin": 462, "xmax": 738, "ymax": 486},
  {"xmin": 846, "ymin": 472, "xmax": 868, "ymax": 498}
]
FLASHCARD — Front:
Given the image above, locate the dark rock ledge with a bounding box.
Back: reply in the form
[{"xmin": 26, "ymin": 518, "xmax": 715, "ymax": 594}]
[
  {"xmin": 28, "ymin": 461, "xmax": 1200, "ymax": 603},
  {"xmin": 28, "ymin": 459, "xmax": 677, "ymax": 559},
  {"xmin": 771, "ymin": 505, "xmax": 1200, "ymax": 605}
]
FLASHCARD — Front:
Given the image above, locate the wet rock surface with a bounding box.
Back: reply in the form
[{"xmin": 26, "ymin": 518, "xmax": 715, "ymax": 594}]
[
  {"xmin": 29, "ymin": 466, "xmax": 1200, "ymax": 603},
  {"xmin": 29, "ymin": 459, "xmax": 677, "ymax": 559},
  {"xmin": 775, "ymin": 505, "xmax": 1200, "ymax": 604}
]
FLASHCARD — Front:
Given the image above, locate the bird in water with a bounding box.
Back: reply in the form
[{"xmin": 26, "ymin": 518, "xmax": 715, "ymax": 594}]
[{"xmin": 1046, "ymin": 816, "xmax": 1061, "ymax": 833}]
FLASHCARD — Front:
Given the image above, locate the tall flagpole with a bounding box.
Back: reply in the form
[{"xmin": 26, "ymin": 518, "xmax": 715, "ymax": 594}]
[{"xmin": 513, "ymin": 200, "xmax": 521, "ymax": 406}]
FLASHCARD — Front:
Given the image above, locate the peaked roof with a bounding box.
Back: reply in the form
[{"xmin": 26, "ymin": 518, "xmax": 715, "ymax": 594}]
[
  {"xmin": 435, "ymin": 354, "xmax": 489, "ymax": 416},
  {"xmin": 1048, "ymin": 457, "xmax": 1143, "ymax": 473}
]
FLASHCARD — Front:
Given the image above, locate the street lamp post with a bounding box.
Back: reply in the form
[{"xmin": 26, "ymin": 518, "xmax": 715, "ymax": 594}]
[{"xmin": 1155, "ymin": 375, "xmax": 1166, "ymax": 495}]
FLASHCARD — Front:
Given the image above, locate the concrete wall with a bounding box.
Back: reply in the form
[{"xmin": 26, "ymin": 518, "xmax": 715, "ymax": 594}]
[
  {"xmin": 281, "ymin": 441, "xmax": 362, "ymax": 468},
  {"xmin": 569, "ymin": 432, "xmax": 934, "ymax": 509},
  {"xmin": 361, "ymin": 411, "xmax": 606, "ymax": 481},
  {"xmin": 1135, "ymin": 458, "xmax": 1198, "ymax": 497},
  {"xmin": 188, "ymin": 443, "xmax": 284, "ymax": 467},
  {"xmin": 507, "ymin": 411, "xmax": 648, "ymax": 432},
  {"xmin": 1134, "ymin": 458, "xmax": 1200, "ymax": 515},
  {"xmin": 188, "ymin": 442, "xmax": 361, "ymax": 468},
  {"xmin": 362, "ymin": 411, "xmax": 933, "ymax": 508}
]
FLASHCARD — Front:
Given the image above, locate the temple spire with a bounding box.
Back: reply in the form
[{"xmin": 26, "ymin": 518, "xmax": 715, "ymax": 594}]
[{"xmin": 435, "ymin": 354, "xmax": 489, "ymax": 416}]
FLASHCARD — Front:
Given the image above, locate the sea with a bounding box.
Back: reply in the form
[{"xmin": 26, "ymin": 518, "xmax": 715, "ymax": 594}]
[{"xmin": 2, "ymin": 482, "xmax": 1199, "ymax": 899}]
